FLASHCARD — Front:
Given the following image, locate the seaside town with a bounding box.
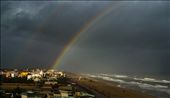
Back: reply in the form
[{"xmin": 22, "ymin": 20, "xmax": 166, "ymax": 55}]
[
  {"xmin": 0, "ymin": 69, "xmax": 96, "ymax": 98},
  {"xmin": 1, "ymin": 1, "xmax": 169, "ymax": 98},
  {"xmin": 0, "ymin": 68, "xmax": 159, "ymax": 98}
]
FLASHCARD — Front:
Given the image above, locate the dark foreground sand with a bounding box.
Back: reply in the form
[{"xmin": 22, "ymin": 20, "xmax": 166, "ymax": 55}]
[{"xmin": 68, "ymin": 73, "xmax": 157, "ymax": 98}]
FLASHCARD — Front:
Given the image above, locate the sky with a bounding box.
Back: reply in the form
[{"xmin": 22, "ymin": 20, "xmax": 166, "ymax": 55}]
[{"xmin": 1, "ymin": 1, "xmax": 170, "ymax": 76}]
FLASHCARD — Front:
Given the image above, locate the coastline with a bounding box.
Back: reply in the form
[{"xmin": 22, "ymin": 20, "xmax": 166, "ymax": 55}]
[
  {"xmin": 0, "ymin": 72, "xmax": 158, "ymax": 98},
  {"xmin": 68, "ymin": 73, "xmax": 157, "ymax": 98}
]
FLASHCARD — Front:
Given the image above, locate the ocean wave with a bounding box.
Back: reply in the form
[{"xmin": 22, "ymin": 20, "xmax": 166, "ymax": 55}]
[
  {"xmin": 85, "ymin": 74, "xmax": 98, "ymax": 78},
  {"xmin": 115, "ymin": 79, "xmax": 170, "ymax": 94},
  {"xmin": 97, "ymin": 76, "xmax": 125, "ymax": 83},
  {"xmin": 138, "ymin": 83, "xmax": 168, "ymax": 89},
  {"xmin": 114, "ymin": 75, "xmax": 128, "ymax": 78},
  {"xmin": 99, "ymin": 74, "xmax": 170, "ymax": 84},
  {"xmin": 137, "ymin": 83, "xmax": 170, "ymax": 94},
  {"xmin": 85, "ymin": 74, "xmax": 125, "ymax": 83},
  {"xmin": 100, "ymin": 73, "xmax": 129, "ymax": 78},
  {"xmin": 100, "ymin": 73, "xmax": 114, "ymax": 77},
  {"xmin": 85, "ymin": 74, "xmax": 170, "ymax": 94},
  {"xmin": 134, "ymin": 77, "xmax": 170, "ymax": 84}
]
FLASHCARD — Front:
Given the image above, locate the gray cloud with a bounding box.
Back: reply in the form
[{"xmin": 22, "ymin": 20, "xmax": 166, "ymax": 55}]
[
  {"xmin": 59, "ymin": 1, "xmax": 170, "ymax": 75},
  {"xmin": 1, "ymin": 1, "xmax": 170, "ymax": 76},
  {"xmin": 1, "ymin": 1, "xmax": 111, "ymax": 68}
]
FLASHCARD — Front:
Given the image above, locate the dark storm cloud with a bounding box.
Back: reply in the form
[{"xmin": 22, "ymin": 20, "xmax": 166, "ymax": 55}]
[
  {"xmin": 59, "ymin": 1, "xmax": 170, "ymax": 75},
  {"xmin": 78, "ymin": 2, "xmax": 170, "ymax": 50},
  {"xmin": 1, "ymin": 1, "xmax": 53, "ymax": 67},
  {"xmin": 1, "ymin": 1, "xmax": 170, "ymax": 76},
  {"xmin": 1, "ymin": 1, "xmax": 112, "ymax": 68}
]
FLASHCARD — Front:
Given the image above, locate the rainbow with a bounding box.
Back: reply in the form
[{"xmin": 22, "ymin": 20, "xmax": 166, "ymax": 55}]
[{"xmin": 50, "ymin": 2, "xmax": 121, "ymax": 69}]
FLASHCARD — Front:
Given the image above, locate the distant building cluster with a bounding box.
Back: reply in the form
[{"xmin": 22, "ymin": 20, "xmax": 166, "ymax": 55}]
[
  {"xmin": 0, "ymin": 69, "xmax": 65, "ymax": 82},
  {"xmin": 0, "ymin": 69, "xmax": 95, "ymax": 98}
]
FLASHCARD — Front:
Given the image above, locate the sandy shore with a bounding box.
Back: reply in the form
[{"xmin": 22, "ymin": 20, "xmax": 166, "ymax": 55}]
[{"xmin": 67, "ymin": 73, "xmax": 157, "ymax": 98}]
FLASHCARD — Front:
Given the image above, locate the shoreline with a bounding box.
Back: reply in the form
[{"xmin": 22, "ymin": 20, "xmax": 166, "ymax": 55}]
[
  {"xmin": 0, "ymin": 73, "xmax": 158, "ymax": 98},
  {"xmin": 68, "ymin": 73, "xmax": 157, "ymax": 98}
]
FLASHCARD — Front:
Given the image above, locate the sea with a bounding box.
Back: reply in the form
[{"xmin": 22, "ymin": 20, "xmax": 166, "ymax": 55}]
[{"xmin": 83, "ymin": 73, "xmax": 170, "ymax": 98}]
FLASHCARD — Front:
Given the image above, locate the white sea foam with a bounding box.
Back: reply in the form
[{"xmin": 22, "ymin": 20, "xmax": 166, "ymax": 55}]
[
  {"xmin": 98, "ymin": 76, "xmax": 125, "ymax": 83},
  {"xmin": 114, "ymin": 75, "xmax": 128, "ymax": 78},
  {"xmin": 143, "ymin": 78, "xmax": 156, "ymax": 81},
  {"xmin": 84, "ymin": 73, "xmax": 170, "ymax": 95},
  {"xmin": 100, "ymin": 73, "xmax": 129, "ymax": 78},
  {"xmin": 134, "ymin": 77, "xmax": 170, "ymax": 84},
  {"xmin": 87, "ymin": 74, "xmax": 98, "ymax": 78},
  {"xmin": 162, "ymin": 80, "xmax": 170, "ymax": 83},
  {"xmin": 138, "ymin": 83, "xmax": 168, "ymax": 89},
  {"xmin": 100, "ymin": 73, "xmax": 114, "ymax": 77},
  {"xmin": 122, "ymin": 81, "xmax": 169, "ymax": 89},
  {"xmin": 138, "ymin": 83, "xmax": 170, "ymax": 94},
  {"xmin": 86, "ymin": 74, "xmax": 170, "ymax": 95}
]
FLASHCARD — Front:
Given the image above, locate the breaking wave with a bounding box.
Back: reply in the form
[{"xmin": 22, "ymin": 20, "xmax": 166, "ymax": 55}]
[
  {"xmin": 100, "ymin": 73, "xmax": 128, "ymax": 78},
  {"xmin": 134, "ymin": 77, "xmax": 170, "ymax": 84},
  {"xmin": 84, "ymin": 74, "xmax": 170, "ymax": 95}
]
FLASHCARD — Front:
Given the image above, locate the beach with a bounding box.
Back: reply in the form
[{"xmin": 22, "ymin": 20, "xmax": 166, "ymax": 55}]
[{"xmin": 68, "ymin": 73, "xmax": 157, "ymax": 98}]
